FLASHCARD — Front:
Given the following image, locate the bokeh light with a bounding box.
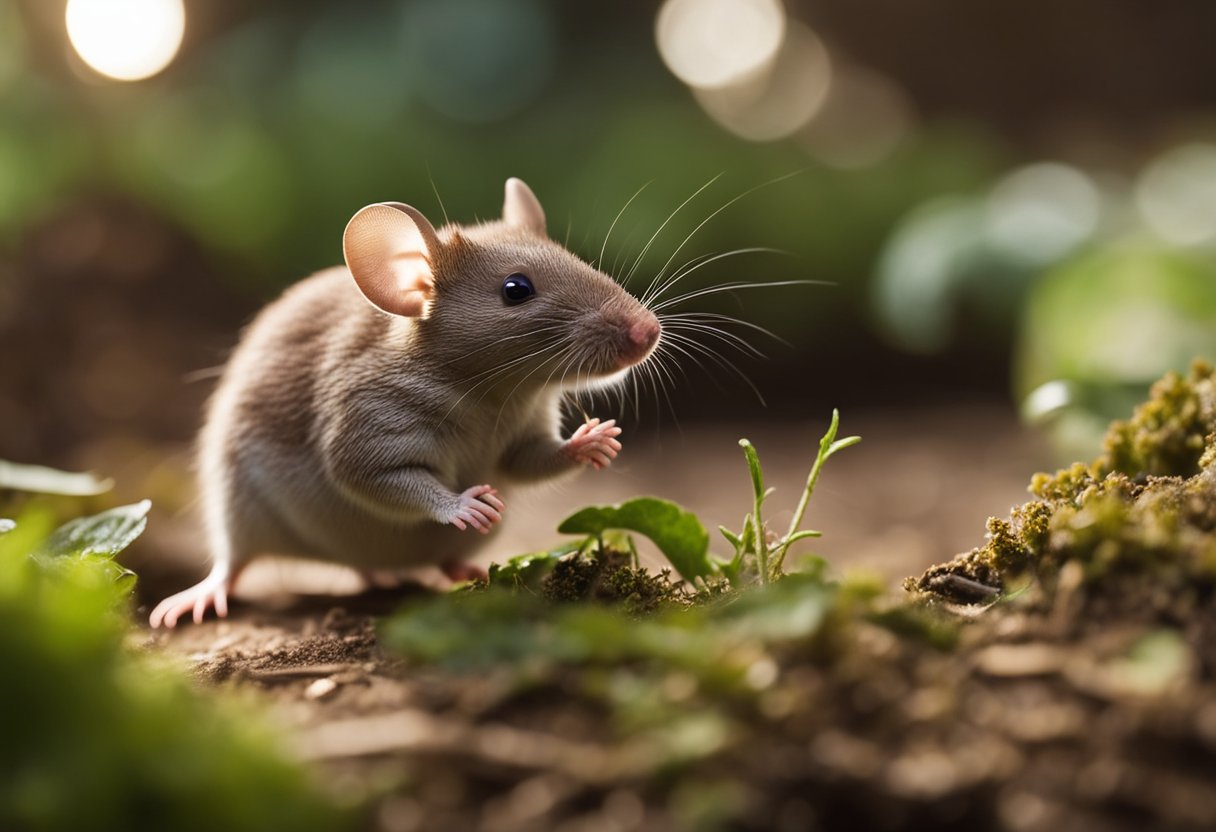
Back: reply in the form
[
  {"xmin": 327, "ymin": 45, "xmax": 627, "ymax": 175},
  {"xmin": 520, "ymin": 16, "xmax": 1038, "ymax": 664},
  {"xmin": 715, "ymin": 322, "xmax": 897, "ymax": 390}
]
[
  {"xmin": 1134, "ymin": 143, "xmax": 1216, "ymax": 246},
  {"xmin": 872, "ymin": 197, "xmax": 986, "ymax": 352},
  {"xmin": 656, "ymin": 0, "xmax": 786, "ymax": 90},
  {"xmin": 984, "ymin": 163, "xmax": 1101, "ymax": 267},
  {"xmin": 692, "ymin": 22, "xmax": 831, "ymax": 142},
  {"xmin": 65, "ymin": 0, "xmax": 185, "ymax": 82},
  {"xmin": 800, "ymin": 66, "xmax": 914, "ymax": 169}
]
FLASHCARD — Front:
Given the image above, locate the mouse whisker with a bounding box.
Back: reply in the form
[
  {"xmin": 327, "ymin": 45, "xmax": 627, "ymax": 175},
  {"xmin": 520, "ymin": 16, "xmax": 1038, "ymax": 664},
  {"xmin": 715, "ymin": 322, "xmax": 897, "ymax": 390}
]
[
  {"xmin": 626, "ymin": 173, "xmax": 723, "ymax": 291},
  {"xmin": 644, "ymin": 247, "xmax": 790, "ymax": 309},
  {"xmin": 660, "ymin": 320, "xmax": 768, "ymax": 361},
  {"xmin": 597, "ymin": 180, "xmax": 652, "ymax": 272},
  {"xmin": 659, "ymin": 332, "xmax": 767, "ymax": 406},
  {"xmin": 433, "ymin": 323, "xmax": 570, "ymax": 368},
  {"xmin": 640, "ymin": 169, "xmax": 808, "ymax": 308},
  {"xmin": 659, "ymin": 311, "xmax": 791, "ymax": 348},
  {"xmin": 438, "ymin": 338, "xmax": 571, "ymax": 427},
  {"xmin": 650, "ymin": 279, "xmax": 829, "ymax": 313},
  {"xmin": 492, "ymin": 342, "xmax": 581, "ymax": 430},
  {"xmin": 646, "ymin": 346, "xmax": 685, "ymax": 431}
]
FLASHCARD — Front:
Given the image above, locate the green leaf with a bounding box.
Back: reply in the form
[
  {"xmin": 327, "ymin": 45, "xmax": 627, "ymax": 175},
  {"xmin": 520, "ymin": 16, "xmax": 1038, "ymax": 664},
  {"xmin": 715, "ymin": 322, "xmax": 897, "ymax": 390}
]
[
  {"xmin": 739, "ymin": 515, "xmax": 755, "ymax": 551},
  {"xmin": 783, "ymin": 529, "xmax": 822, "ymax": 545},
  {"xmin": 718, "ymin": 525, "xmax": 742, "ymax": 549},
  {"xmin": 0, "ymin": 518, "xmax": 14, "ymax": 535},
  {"xmin": 0, "ymin": 460, "xmax": 114, "ymax": 496},
  {"xmin": 486, "ymin": 541, "xmax": 583, "ymax": 589},
  {"xmin": 827, "ymin": 436, "xmax": 862, "ymax": 457},
  {"xmin": 34, "ymin": 500, "xmax": 151, "ymax": 563},
  {"xmin": 738, "ymin": 439, "xmax": 764, "ymax": 501},
  {"xmin": 558, "ymin": 497, "xmax": 713, "ymax": 583}
]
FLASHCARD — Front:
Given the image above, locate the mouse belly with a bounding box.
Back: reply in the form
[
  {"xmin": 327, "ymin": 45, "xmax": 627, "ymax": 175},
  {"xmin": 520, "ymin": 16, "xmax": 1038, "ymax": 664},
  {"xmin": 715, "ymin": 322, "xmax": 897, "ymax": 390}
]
[{"xmin": 229, "ymin": 452, "xmax": 497, "ymax": 570}]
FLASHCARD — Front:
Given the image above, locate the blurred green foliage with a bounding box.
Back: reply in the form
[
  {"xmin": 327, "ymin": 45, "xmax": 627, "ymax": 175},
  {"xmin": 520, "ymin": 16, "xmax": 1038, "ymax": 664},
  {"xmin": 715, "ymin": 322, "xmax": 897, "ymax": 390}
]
[
  {"xmin": 9, "ymin": 0, "xmax": 1216, "ymax": 441},
  {"xmin": 4, "ymin": 2, "xmax": 997, "ymax": 329},
  {"xmin": 0, "ymin": 491, "xmax": 348, "ymax": 832}
]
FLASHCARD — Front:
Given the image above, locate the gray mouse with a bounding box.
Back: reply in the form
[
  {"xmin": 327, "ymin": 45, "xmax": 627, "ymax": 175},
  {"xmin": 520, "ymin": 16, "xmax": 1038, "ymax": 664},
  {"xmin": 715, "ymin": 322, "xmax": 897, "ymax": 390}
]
[{"xmin": 150, "ymin": 178, "xmax": 660, "ymax": 627}]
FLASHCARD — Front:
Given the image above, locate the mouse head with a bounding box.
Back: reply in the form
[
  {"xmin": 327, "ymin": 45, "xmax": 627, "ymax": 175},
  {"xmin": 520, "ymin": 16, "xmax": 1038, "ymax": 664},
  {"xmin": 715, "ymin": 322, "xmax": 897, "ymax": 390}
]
[{"xmin": 343, "ymin": 178, "xmax": 661, "ymax": 392}]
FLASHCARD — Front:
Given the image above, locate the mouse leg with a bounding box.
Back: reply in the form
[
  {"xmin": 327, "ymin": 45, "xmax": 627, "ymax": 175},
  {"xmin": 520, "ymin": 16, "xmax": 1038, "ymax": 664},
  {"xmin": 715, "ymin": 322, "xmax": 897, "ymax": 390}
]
[
  {"xmin": 148, "ymin": 560, "xmax": 247, "ymax": 629},
  {"xmin": 440, "ymin": 559, "xmax": 488, "ymax": 583}
]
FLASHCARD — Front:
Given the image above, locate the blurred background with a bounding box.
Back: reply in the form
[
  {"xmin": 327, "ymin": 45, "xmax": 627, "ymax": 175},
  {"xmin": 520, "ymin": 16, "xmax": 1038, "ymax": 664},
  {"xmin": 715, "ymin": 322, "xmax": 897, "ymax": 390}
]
[{"xmin": 6, "ymin": 0, "xmax": 1216, "ymax": 583}]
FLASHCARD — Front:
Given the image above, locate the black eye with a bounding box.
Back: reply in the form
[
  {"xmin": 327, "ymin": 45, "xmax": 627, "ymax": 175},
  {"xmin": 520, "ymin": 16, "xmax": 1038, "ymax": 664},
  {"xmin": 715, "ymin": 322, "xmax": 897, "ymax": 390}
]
[{"xmin": 502, "ymin": 273, "xmax": 535, "ymax": 304}]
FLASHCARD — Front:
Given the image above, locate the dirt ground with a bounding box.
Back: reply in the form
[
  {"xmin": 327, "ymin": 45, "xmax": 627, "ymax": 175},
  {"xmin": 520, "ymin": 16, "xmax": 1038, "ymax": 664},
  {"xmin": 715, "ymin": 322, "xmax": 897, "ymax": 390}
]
[
  {"xmin": 133, "ymin": 403, "xmax": 1045, "ymax": 604},
  {"xmin": 143, "ymin": 403, "xmax": 1216, "ymax": 832}
]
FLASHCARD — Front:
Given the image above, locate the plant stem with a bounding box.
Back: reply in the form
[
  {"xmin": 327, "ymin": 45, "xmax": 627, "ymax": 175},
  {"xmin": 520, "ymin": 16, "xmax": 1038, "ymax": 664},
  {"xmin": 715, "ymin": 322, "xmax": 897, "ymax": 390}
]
[{"xmin": 784, "ymin": 426, "xmax": 834, "ymax": 544}]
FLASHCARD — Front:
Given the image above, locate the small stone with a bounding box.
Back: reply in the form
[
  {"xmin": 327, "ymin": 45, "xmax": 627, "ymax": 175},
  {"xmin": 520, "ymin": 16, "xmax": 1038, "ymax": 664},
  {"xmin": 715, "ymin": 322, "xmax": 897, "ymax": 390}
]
[{"xmin": 305, "ymin": 677, "xmax": 338, "ymax": 700}]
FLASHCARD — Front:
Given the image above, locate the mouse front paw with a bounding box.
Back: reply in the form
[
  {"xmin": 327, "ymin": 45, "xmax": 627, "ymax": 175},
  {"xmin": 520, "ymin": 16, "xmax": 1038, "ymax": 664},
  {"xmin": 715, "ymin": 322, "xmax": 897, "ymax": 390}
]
[
  {"xmin": 448, "ymin": 484, "xmax": 505, "ymax": 534},
  {"xmin": 562, "ymin": 418, "xmax": 622, "ymax": 470}
]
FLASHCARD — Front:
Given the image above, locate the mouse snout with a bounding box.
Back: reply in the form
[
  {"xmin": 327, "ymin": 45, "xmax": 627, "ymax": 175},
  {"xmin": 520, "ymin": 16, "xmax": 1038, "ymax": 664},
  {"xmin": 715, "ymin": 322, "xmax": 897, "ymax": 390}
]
[
  {"xmin": 615, "ymin": 311, "xmax": 661, "ymax": 368},
  {"xmin": 629, "ymin": 317, "xmax": 661, "ymax": 352}
]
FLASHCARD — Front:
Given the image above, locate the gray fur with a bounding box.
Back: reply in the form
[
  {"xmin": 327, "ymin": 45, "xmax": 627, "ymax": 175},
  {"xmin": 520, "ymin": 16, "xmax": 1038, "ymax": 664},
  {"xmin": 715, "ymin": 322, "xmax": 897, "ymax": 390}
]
[{"xmin": 150, "ymin": 181, "xmax": 659, "ymax": 626}]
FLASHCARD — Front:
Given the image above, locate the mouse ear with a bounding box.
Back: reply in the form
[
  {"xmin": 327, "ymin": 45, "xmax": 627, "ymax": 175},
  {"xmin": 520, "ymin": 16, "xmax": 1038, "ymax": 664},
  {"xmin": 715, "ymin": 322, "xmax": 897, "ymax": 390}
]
[
  {"xmin": 502, "ymin": 177, "xmax": 546, "ymax": 237},
  {"xmin": 343, "ymin": 202, "xmax": 440, "ymax": 318}
]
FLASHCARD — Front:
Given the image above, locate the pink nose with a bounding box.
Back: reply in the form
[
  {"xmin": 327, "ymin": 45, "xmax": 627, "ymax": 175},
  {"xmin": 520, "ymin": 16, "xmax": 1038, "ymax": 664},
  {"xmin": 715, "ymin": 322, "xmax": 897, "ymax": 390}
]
[{"xmin": 629, "ymin": 318, "xmax": 661, "ymax": 351}]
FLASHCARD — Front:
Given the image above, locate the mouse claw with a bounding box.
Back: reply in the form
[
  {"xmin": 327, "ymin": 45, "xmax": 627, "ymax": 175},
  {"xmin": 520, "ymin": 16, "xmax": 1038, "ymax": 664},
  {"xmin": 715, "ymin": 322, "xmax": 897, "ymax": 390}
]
[{"xmin": 563, "ymin": 418, "xmax": 622, "ymax": 469}]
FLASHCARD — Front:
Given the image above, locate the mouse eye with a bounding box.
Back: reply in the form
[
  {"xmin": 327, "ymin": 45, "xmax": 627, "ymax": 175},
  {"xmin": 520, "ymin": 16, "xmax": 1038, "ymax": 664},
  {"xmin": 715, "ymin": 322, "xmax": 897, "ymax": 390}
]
[{"xmin": 501, "ymin": 273, "xmax": 535, "ymax": 305}]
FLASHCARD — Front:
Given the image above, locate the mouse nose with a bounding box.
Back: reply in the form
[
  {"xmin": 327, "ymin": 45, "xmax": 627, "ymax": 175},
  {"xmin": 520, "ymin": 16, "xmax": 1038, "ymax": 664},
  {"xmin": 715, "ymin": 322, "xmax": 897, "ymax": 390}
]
[
  {"xmin": 615, "ymin": 313, "xmax": 660, "ymax": 368},
  {"xmin": 628, "ymin": 317, "xmax": 661, "ymax": 352}
]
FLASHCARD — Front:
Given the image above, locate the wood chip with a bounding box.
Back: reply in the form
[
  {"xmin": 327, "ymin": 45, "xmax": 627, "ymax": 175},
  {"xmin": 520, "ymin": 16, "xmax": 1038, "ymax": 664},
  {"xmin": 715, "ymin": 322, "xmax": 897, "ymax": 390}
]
[{"xmin": 248, "ymin": 663, "xmax": 358, "ymax": 681}]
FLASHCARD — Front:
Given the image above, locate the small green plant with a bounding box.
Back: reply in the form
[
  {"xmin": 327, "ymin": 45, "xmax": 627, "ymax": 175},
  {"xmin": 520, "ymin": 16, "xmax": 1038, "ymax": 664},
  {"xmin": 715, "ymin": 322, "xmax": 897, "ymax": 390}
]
[
  {"xmin": 721, "ymin": 409, "xmax": 860, "ymax": 585},
  {"xmin": 518, "ymin": 410, "xmax": 859, "ymax": 591}
]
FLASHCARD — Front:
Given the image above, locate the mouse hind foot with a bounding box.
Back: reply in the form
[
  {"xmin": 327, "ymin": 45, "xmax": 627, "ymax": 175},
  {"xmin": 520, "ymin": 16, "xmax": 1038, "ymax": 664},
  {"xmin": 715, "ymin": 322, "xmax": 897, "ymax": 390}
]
[
  {"xmin": 441, "ymin": 559, "xmax": 488, "ymax": 584},
  {"xmin": 149, "ymin": 562, "xmax": 243, "ymax": 629}
]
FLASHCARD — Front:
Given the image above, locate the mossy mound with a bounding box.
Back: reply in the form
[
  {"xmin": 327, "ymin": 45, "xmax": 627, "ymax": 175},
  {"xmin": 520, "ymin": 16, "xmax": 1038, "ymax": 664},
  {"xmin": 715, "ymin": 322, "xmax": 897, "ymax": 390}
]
[
  {"xmin": 910, "ymin": 361, "xmax": 1216, "ymax": 626},
  {"xmin": 541, "ymin": 548, "xmax": 687, "ymax": 614}
]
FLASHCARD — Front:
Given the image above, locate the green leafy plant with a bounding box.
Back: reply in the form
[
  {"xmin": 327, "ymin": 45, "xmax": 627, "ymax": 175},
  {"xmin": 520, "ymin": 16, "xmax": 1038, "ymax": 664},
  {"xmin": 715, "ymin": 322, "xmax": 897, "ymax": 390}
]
[
  {"xmin": 722, "ymin": 409, "xmax": 860, "ymax": 585},
  {"xmin": 544, "ymin": 410, "xmax": 859, "ymax": 590},
  {"xmin": 558, "ymin": 497, "xmax": 714, "ymax": 582},
  {"xmin": 0, "ymin": 467, "xmax": 348, "ymax": 832}
]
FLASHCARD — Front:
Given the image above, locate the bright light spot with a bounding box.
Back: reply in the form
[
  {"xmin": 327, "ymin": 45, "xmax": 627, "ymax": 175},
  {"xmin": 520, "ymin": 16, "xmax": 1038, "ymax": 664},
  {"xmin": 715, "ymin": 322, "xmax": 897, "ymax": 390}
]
[
  {"xmin": 985, "ymin": 163, "xmax": 1101, "ymax": 266},
  {"xmin": 656, "ymin": 0, "xmax": 786, "ymax": 90},
  {"xmin": 692, "ymin": 22, "xmax": 831, "ymax": 142},
  {"xmin": 65, "ymin": 0, "xmax": 185, "ymax": 82},
  {"xmin": 800, "ymin": 66, "xmax": 914, "ymax": 169},
  {"xmin": 1135, "ymin": 143, "xmax": 1216, "ymax": 246},
  {"xmin": 872, "ymin": 197, "xmax": 985, "ymax": 352},
  {"xmin": 1021, "ymin": 380, "xmax": 1075, "ymax": 422}
]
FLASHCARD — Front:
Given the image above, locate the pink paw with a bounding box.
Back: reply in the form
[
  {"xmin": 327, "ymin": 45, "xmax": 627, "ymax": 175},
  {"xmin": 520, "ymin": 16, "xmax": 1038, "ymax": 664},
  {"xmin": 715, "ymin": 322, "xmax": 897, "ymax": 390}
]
[
  {"xmin": 563, "ymin": 418, "xmax": 622, "ymax": 470},
  {"xmin": 149, "ymin": 575, "xmax": 230, "ymax": 629},
  {"xmin": 448, "ymin": 484, "xmax": 505, "ymax": 534}
]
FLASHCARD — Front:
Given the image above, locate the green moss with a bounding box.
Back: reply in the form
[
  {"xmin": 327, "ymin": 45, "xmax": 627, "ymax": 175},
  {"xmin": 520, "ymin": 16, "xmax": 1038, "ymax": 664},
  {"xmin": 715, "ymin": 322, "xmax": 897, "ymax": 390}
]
[
  {"xmin": 542, "ymin": 548, "xmax": 687, "ymax": 615},
  {"xmin": 1100, "ymin": 360, "xmax": 1216, "ymax": 478},
  {"xmin": 911, "ymin": 360, "xmax": 1216, "ymax": 606}
]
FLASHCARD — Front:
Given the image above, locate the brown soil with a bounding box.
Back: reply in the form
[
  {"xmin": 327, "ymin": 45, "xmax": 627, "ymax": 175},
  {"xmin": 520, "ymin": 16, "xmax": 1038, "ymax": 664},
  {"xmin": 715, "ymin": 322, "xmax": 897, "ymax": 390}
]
[{"xmin": 135, "ymin": 406, "xmax": 1216, "ymax": 832}]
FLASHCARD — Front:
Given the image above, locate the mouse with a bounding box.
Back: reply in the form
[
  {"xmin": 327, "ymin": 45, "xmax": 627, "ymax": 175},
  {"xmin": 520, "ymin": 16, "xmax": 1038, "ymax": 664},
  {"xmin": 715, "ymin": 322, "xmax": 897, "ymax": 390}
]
[{"xmin": 149, "ymin": 178, "xmax": 661, "ymax": 627}]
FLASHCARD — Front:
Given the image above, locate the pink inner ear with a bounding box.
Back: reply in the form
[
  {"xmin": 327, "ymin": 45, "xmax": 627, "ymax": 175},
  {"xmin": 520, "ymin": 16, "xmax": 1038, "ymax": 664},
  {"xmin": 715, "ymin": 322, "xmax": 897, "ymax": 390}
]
[
  {"xmin": 344, "ymin": 203, "xmax": 437, "ymax": 318},
  {"xmin": 392, "ymin": 251, "xmax": 433, "ymax": 287}
]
